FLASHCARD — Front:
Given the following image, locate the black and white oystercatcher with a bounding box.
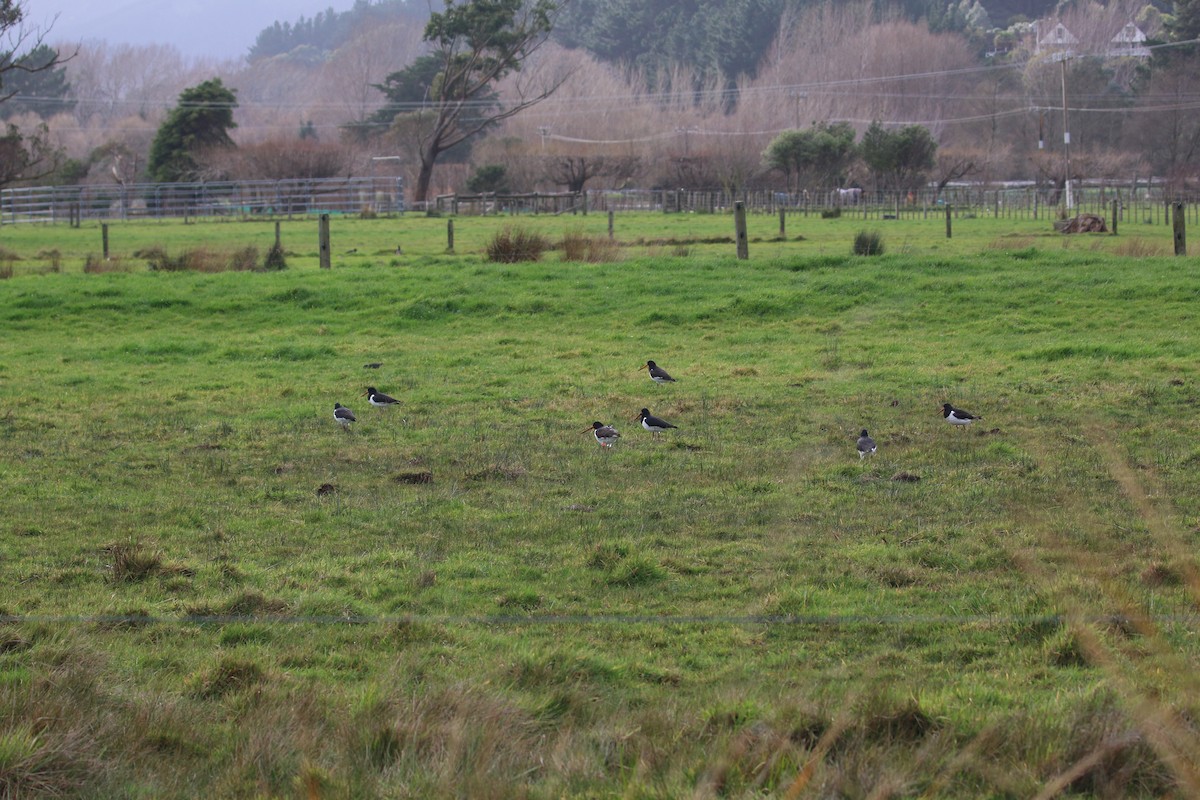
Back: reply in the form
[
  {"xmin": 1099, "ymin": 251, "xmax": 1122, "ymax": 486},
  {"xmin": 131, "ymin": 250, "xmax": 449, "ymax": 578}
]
[
  {"xmin": 942, "ymin": 403, "xmax": 980, "ymax": 427},
  {"xmin": 363, "ymin": 387, "xmax": 399, "ymax": 407},
  {"xmin": 640, "ymin": 360, "xmax": 676, "ymax": 383},
  {"xmin": 636, "ymin": 408, "xmax": 678, "ymax": 435},
  {"xmin": 583, "ymin": 421, "xmax": 621, "ymax": 448},
  {"xmin": 856, "ymin": 429, "xmax": 877, "ymax": 459},
  {"xmin": 333, "ymin": 403, "xmax": 356, "ymax": 428}
]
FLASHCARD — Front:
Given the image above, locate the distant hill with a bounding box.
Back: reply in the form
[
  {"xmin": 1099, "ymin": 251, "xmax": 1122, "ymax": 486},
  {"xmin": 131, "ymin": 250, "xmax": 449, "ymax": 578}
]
[
  {"xmin": 38, "ymin": 0, "xmax": 359, "ymax": 60},
  {"xmin": 247, "ymin": 0, "xmax": 427, "ymax": 62}
]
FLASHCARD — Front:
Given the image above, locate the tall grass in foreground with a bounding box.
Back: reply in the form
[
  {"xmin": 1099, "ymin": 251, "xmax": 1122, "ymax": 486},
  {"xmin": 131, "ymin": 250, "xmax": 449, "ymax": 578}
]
[{"xmin": 2, "ymin": 239, "xmax": 1200, "ymax": 796}]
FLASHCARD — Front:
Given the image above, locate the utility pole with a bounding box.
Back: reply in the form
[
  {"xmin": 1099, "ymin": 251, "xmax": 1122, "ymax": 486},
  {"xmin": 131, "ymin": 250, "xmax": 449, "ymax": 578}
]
[{"xmin": 1059, "ymin": 55, "xmax": 1073, "ymax": 211}]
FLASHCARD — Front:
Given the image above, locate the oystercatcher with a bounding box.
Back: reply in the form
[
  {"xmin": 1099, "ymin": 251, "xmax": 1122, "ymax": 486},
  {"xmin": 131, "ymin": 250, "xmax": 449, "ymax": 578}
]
[
  {"xmin": 640, "ymin": 360, "xmax": 676, "ymax": 383},
  {"xmin": 333, "ymin": 403, "xmax": 356, "ymax": 428},
  {"xmin": 636, "ymin": 408, "xmax": 678, "ymax": 435},
  {"xmin": 363, "ymin": 387, "xmax": 399, "ymax": 407},
  {"xmin": 942, "ymin": 403, "xmax": 980, "ymax": 427},
  {"xmin": 856, "ymin": 429, "xmax": 877, "ymax": 459},
  {"xmin": 583, "ymin": 421, "xmax": 620, "ymax": 448}
]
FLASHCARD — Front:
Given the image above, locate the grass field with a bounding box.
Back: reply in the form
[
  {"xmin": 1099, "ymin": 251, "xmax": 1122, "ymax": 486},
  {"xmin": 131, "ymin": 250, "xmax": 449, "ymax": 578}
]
[{"xmin": 1, "ymin": 212, "xmax": 1199, "ymax": 797}]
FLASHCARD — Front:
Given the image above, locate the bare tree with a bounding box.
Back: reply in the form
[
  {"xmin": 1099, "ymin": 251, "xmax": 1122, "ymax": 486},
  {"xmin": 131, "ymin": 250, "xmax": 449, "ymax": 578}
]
[
  {"xmin": 200, "ymin": 137, "xmax": 349, "ymax": 180},
  {"xmin": 318, "ymin": 21, "xmax": 424, "ymax": 129},
  {"xmin": 933, "ymin": 146, "xmax": 988, "ymax": 197}
]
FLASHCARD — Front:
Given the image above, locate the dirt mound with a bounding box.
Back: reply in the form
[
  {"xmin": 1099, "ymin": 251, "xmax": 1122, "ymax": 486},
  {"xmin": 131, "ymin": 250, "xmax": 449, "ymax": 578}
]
[{"xmin": 1054, "ymin": 213, "xmax": 1108, "ymax": 233}]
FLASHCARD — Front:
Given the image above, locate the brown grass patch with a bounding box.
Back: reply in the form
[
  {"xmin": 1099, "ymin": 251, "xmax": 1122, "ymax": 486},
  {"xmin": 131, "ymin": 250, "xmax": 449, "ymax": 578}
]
[
  {"xmin": 559, "ymin": 229, "xmax": 622, "ymax": 262},
  {"xmin": 1112, "ymin": 237, "xmax": 1168, "ymax": 258},
  {"xmin": 84, "ymin": 254, "xmax": 133, "ymax": 274},
  {"xmin": 139, "ymin": 246, "xmax": 261, "ymax": 272},
  {"xmin": 987, "ymin": 235, "xmax": 1035, "ymax": 250}
]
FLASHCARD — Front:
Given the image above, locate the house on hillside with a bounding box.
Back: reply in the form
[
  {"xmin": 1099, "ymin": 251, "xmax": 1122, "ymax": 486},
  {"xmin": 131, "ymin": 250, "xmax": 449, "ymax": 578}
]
[
  {"xmin": 1109, "ymin": 22, "xmax": 1151, "ymax": 58},
  {"xmin": 1035, "ymin": 21, "xmax": 1077, "ymax": 56}
]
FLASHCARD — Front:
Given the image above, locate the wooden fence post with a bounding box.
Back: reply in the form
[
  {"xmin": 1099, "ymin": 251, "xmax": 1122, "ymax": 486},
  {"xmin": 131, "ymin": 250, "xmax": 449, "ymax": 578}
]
[
  {"xmin": 945, "ymin": 205, "xmax": 952, "ymax": 239},
  {"xmin": 318, "ymin": 214, "xmax": 331, "ymax": 269},
  {"xmin": 101, "ymin": 223, "xmax": 109, "ymax": 259},
  {"xmin": 1111, "ymin": 200, "xmax": 1118, "ymax": 236},
  {"xmin": 447, "ymin": 219, "xmax": 455, "ymax": 254},
  {"xmin": 274, "ymin": 221, "xmax": 282, "ymax": 250},
  {"xmin": 608, "ymin": 210, "xmax": 614, "ymax": 240},
  {"xmin": 735, "ymin": 201, "xmax": 749, "ymax": 260},
  {"xmin": 779, "ymin": 207, "xmax": 786, "ymax": 239},
  {"xmin": 1174, "ymin": 202, "xmax": 1186, "ymax": 256}
]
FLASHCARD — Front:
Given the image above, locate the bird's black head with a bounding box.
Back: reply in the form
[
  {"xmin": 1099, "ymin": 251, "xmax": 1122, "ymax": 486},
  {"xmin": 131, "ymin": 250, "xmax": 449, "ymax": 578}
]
[
  {"xmin": 645, "ymin": 361, "xmax": 657, "ymax": 369},
  {"xmin": 592, "ymin": 421, "xmax": 605, "ymax": 429},
  {"xmin": 860, "ymin": 429, "xmax": 869, "ymax": 437},
  {"xmin": 942, "ymin": 403, "xmax": 953, "ymax": 413},
  {"xmin": 640, "ymin": 408, "xmax": 651, "ymax": 417}
]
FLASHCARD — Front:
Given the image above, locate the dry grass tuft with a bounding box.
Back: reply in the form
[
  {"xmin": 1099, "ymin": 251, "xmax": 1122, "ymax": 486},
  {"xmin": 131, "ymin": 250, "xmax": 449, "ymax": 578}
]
[
  {"xmin": 35, "ymin": 249, "xmax": 62, "ymax": 272},
  {"xmin": 345, "ymin": 685, "xmax": 544, "ymax": 794},
  {"xmin": 987, "ymin": 235, "xmax": 1035, "ymax": 250},
  {"xmin": 1112, "ymin": 237, "xmax": 1168, "ymax": 258},
  {"xmin": 104, "ymin": 541, "xmax": 163, "ymax": 583},
  {"xmin": 0, "ymin": 725, "xmax": 101, "ymax": 798},
  {"xmin": 559, "ymin": 229, "xmax": 622, "ymax": 262},
  {"xmin": 83, "ymin": 254, "xmax": 133, "ymax": 274},
  {"xmin": 139, "ymin": 246, "xmax": 261, "ymax": 272},
  {"xmin": 486, "ymin": 226, "xmax": 549, "ymax": 263},
  {"xmin": 190, "ymin": 656, "xmax": 267, "ymax": 698}
]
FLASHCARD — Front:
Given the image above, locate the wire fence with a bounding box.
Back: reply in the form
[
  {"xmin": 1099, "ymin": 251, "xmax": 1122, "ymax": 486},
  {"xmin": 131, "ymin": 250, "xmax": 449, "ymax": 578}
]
[
  {"xmin": 2, "ymin": 176, "xmax": 1197, "ymax": 225},
  {"xmin": 0, "ymin": 176, "xmax": 405, "ymax": 225}
]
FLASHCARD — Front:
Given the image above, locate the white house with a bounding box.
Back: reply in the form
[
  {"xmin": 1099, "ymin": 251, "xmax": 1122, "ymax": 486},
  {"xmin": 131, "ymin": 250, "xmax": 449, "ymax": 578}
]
[
  {"xmin": 1109, "ymin": 22, "xmax": 1151, "ymax": 58},
  {"xmin": 1036, "ymin": 21, "xmax": 1078, "ymax": 56}
]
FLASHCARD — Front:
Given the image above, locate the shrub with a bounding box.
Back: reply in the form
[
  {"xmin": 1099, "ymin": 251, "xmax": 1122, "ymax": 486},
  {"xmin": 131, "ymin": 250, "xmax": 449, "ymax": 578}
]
[
  {"xmin": 852, "ymin": 230, "xmax": 885, "ymax": 256},
  {"xmin": 467, "ymin": 164, "xmax": 510, "ymax": 194},
  {"xmin": 229, "ymin": 246, "xmax": 258, "ymax": 272},
  {"xmin": 486, "ymin": 226, "xmax": 548, "ymax": 263},
  {"xmin": 821, "ymin": 207, "xmax": 842, "ymax": 219},
  {"xmin": 263, "ymin": 242, "xmax": 288, "ymax": 271}
]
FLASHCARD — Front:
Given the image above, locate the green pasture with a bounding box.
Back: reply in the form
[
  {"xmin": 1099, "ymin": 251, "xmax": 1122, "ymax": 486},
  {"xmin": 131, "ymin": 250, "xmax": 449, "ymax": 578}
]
[
  {"xmin": 0, "ymin": 204, "xmax": 1184, "ymax": 275},
  {"xmin": 1, "ymin": 214, "xmax": 1199, "ymax": 797}
]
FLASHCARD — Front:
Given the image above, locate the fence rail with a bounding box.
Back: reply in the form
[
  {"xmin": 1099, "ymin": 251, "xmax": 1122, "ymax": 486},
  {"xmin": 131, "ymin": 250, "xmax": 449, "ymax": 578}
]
[
  {"xmin": 2, "ymin": 177, "xmax": 1197, "ymax": 226},
  {"xmin": 445, "ymin": 186, "xmax": 1198, "ymax": 226},
  {"xmin": 0, "ymin": 177, "xmax": 405, "ymax": 225}
]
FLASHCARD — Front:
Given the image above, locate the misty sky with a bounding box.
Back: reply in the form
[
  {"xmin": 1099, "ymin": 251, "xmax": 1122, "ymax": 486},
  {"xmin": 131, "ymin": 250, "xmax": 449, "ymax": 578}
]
[{"xmin": 27, "ymin": 0, "xmax": 358, "ymax": 60}]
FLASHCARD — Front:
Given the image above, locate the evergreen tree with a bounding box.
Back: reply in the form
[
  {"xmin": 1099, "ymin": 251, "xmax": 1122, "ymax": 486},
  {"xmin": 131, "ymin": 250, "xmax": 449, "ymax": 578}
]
[
  {"xmin": 147, "ymin": 79, "xmax": 238, "ymax": 183},
  {"xmin": 762, "ymin": 122, "xmax": 857, "ymax": 191},
  {"xmin": 401, "ymin": 0, "xmax": 564, "ymax": 202},
  {"xmin": 0, "ymin": 44, "xmax": 73, "ymax": 119},
  {"xmin": 1166, "ymin": 0, "xmax": 1200, "ymax": 44},
  {"xmin": 860, "ymin": 121, "xmax": 937, "ymax": 193}
]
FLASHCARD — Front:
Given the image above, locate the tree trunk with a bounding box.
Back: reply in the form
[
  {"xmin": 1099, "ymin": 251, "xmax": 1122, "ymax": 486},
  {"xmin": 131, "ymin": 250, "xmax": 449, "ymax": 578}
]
[{"xmin": 414, "ymin": 156, "xmax": 436, "ymax": 204}]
